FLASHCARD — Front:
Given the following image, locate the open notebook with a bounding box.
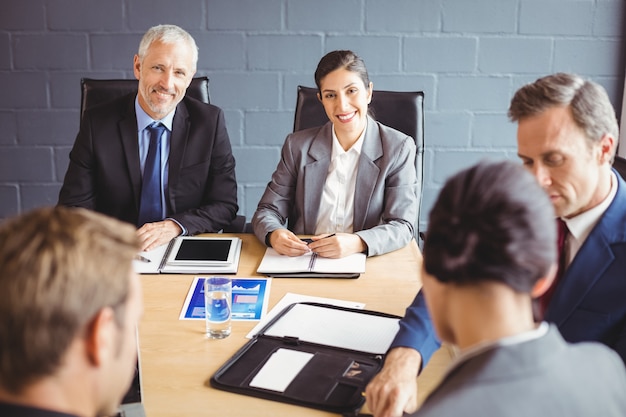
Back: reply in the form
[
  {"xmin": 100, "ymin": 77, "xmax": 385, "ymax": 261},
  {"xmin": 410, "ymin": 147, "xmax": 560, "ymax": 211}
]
[{"xmin": 256, "ymin": 247, "xmax": 366, "ymax": 278}]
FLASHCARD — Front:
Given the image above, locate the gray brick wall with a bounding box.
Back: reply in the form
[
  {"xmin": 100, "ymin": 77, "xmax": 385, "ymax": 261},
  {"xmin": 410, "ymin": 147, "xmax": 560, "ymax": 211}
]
[{"xmin": 1, "ymin": 0, "xmax": 625, "ymax": 233}]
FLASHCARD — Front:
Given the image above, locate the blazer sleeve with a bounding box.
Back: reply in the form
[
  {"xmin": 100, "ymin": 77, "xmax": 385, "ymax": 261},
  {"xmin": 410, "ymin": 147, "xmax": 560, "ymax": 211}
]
[
  {"xmin": 251, "ymin": 132, "xmax": 300, "ymax": 243},
  {"xmin": 391, "ymin": 290, "xmax": 440, "ymax": 367},
  {"xmin": 58, "ymin": 111, "xmax": 99, "ymax": 211}
]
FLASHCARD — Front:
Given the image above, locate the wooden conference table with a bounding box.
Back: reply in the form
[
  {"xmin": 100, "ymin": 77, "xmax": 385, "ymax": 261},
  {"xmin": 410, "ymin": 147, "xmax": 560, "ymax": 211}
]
[{"xmin": 138, "ymin": 234, "xmax": 453, "ymax": 417}]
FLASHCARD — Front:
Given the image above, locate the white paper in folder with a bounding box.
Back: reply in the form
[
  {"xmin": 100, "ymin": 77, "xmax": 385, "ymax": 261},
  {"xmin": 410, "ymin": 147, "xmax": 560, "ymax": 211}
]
[
  {"xmin": 246, "ymin": 293, "xmax": 365, "ymax": 339},
  {"xmin": 263, "ymin": 303, "xmax": 400, "ymax": 354}
]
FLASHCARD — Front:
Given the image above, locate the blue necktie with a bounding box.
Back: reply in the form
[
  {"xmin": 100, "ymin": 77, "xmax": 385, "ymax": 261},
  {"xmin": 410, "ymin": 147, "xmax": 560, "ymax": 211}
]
[{"xmin": 137, "ymin": 122, "xmax": 166, "ymax": 226}]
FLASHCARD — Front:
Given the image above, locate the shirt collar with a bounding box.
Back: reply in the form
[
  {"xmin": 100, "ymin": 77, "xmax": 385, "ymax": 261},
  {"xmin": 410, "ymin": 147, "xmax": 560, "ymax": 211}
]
[
  {"xmin": 447, "ymin": 321, "xmax": 550, "ymax": 376},
  {"xmin": 563, "ymin": 171, "xmax": 618, "ymax": 243},
  {"xmin": 330, "ymin": 122, "xmax": 366, "ymax": 159},
  {"xmin": 134, "ymin": 96, "xmax": 176, "ymax": 132}
]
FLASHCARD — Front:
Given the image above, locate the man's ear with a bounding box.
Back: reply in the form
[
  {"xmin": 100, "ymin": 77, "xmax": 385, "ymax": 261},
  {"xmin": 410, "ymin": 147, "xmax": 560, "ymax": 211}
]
[
  {"xmin": 85, "ymin": 307, "xmax": 116, "ymax": 366},
  {"xmin": 133, "ymin": 55, "xmax": 141, "ymax": 81},
  {"xmin": 531, "ymin": 264, "xmax": 557, "ymax": 298},
  {"xmin": 598, "ymin": 133, "xmax": 616, "ymax": 165}
]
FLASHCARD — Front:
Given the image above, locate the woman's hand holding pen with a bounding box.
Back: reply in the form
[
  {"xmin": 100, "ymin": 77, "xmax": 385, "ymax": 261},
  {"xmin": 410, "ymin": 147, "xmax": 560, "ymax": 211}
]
[
  {"xmin": 269, "ymin": 229, "xmax": 368, "ymax": 258},
  {"xmin": 268, "ymin": 229, "xmax": 311, "ymax": 256},
  {"xmin": 308, "ymin": 233, "xmax": 367, "ymax": 259}
]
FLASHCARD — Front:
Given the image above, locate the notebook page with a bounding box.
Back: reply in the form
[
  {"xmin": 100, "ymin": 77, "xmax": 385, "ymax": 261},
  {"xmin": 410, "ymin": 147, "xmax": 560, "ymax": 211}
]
[
  {"xmin": 312, "ymin": 252, "xmax": 366, "ymax": 273},
  {"xmin": 256, "ymin": 248, "xmax": 312, "ymax": 273}
]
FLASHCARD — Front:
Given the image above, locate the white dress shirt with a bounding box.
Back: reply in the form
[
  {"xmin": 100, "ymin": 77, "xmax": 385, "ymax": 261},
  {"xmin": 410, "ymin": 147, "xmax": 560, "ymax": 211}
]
[
  {"xmin": 135, "ymin": 98, "xmax": 186, "ymax": 234},
  {"xmin": 562, "ymin": 171, "xmax": 617, "ymax": 265},
  {"xmin": 314, "ymin": 124, "xmax": 366, "ymax": 235}
]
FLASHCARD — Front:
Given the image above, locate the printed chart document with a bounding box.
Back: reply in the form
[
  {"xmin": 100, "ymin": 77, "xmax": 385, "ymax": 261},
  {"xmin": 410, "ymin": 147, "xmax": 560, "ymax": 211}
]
[
  {"xmin": 256, "ymin": 248, "xmax": 366, "ymax": 278},
  {"xmin": 179, "ymin": 276, "xmax": 271, "ymax": 321},
  {"xmin": 133, "ymin": 236, "xmax": 242, "ymax": 274}
]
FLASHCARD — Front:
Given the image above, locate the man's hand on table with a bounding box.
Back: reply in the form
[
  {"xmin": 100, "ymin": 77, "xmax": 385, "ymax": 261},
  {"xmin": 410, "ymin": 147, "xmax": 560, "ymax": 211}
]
[
  {"xmin": 137, "ymin": 219, "xmax": 182, "ymax": 251},
  {"xmin": 365, "ymin": 347, "xmax": 423, "ymax": 417}
]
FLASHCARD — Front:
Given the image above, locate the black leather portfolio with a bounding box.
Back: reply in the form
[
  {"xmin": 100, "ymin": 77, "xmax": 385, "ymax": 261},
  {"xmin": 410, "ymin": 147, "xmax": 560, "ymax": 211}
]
[{"xmin": 210, "ymin": 302, "xmax": 401, "ymax": 413}]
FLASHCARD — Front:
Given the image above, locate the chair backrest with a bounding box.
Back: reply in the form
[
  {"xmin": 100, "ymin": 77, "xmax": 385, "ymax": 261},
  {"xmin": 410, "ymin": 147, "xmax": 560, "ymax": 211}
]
[
  {"xmin": 80, "ymin": 76, "xmax": 211, "ymax": 120},
  {"xmin": 614, "ymin": 155, "xmax": 626, "ymax": 180},
  {"xmin": 293, "ymin": 85, "xmax": 425, "ymax": 238}
]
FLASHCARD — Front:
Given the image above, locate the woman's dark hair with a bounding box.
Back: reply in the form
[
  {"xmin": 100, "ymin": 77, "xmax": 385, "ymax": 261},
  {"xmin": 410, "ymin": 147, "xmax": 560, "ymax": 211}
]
[
  {"xmin": 423, "ymin": 160, "xmax": 556, "ymax": 293},
  {"xmin": 314, "ymin": 50, "xmax": 370, "ymax": 92}
]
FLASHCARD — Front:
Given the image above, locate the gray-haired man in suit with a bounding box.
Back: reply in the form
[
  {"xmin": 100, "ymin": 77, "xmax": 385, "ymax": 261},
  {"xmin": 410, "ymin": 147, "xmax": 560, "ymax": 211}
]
[{"xmin": 59, "ymin": 24, "xmax": 238, "ymax": 252}]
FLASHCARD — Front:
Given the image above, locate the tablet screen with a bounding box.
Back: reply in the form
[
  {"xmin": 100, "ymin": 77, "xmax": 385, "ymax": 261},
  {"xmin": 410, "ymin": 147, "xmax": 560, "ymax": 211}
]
[{"xmin": 175, "ymin": 239, "xmax": 232, "ymax": 262}]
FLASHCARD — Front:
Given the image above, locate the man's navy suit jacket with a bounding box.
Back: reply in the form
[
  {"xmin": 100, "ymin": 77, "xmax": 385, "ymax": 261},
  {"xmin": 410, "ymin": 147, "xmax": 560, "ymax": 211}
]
[
  {"xmin": 58, "ymin": 93, "xmax": 238, "ymax": 235},
  {"xmin": 545, "ymin": 169, "xmax": 626, "ymax": 362},
  {"xmin": 393, "ymin": 169, "xmax": 626, "ymax": 365}
]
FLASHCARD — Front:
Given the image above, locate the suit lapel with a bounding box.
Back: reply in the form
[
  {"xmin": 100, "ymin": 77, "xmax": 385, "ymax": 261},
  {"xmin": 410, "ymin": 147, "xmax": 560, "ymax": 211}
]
[
  {"xmin": 119, "ymin": 99, "xmax": 141, "ymax": 211},
  {"xmin": 546, "ymin": 171, "xmax": 626, "ymax": 324},
  {"xmin": 301, "ymin": 118, "xmax": 381, "ymax": 232},
  {"xmin": 546, "ymin": 231, "xmax": 614, "ymax": 324},
  {"xmin": 353, "ymin": 118, "xmax": 382, "ymax": 230},
  {"xmin": 166, "ymin": 102, "xmax": 190, "ymax": 214},
  {"xmin": 303, "ymin": 124, "xmax": 332, "ymax": 233}
]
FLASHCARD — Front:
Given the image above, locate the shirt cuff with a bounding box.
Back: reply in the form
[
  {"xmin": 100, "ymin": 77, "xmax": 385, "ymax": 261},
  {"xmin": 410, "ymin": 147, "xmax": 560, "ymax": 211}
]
[{"xmin": 166, "ymin": 217, "xmax": 187, "ymax": 236}]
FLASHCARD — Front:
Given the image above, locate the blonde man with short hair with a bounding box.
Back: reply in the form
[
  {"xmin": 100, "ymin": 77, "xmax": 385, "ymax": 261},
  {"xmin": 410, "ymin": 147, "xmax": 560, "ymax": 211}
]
[{"xmin": 0, "ymin": 206, "xmax": 142, "ymax": 417}]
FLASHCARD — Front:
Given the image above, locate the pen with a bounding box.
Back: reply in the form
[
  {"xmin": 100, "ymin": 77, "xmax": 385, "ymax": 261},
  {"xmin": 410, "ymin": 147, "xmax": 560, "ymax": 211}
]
[
  {"xmin": 302, "ymin": 233, "xmax": 336, "ymax": 245},
  {"xmin": 135, "ymin": 254, "xmax": 151, "ymax": 263}
]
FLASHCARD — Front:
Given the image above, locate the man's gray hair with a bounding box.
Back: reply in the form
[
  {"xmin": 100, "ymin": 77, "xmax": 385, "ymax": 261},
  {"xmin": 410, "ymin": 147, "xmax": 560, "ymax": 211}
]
[
  {"xmin": 137, "ymin": 24, "xmax": 198, "ymax": 69},
  {"xmin": 508, "ymin": 72, "xmax": 618, "ymax": 147}
]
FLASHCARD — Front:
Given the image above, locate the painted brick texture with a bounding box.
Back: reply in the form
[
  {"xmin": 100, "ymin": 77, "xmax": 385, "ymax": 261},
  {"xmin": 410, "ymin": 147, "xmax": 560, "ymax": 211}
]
[{"xmin": 0, "ymin": 0, "xmax": 624, "ymax": 230}]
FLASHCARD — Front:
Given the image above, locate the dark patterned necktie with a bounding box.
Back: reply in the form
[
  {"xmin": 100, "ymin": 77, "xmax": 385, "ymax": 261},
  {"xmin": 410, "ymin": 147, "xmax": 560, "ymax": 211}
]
[
  {"xmin": 539, "ymin": 218, "xmax": 569, "ymax": 315},
  {"xmin": 137, "ymin": 122, "xmax": 166, "ymax": 226}
]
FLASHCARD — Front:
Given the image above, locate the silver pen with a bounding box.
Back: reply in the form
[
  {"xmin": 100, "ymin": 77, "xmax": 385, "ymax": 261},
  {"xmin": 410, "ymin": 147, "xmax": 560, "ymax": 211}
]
[{"xmin": 135, "ymin": 254, "xmax": 151, "ymax": 263}]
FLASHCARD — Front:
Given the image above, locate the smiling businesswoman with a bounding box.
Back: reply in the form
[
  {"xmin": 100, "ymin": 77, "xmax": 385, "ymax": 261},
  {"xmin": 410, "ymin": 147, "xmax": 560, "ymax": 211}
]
[{"xmin": 252, "ymin": 50, "xmax": 418, "ymax": 259}]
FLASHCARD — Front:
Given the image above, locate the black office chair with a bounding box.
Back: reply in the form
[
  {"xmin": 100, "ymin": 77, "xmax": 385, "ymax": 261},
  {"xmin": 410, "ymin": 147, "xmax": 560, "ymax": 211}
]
[
  {"xmin": 613, "ymin": 155, "xmax": 626, "ymax": 180},
  {"xmin": 293, "ymin": 85, "xmax": 425, "ymax": 239},
  {"xmin": 79, "ymin": 76, "xmax": 246, "ymax": 232}
]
